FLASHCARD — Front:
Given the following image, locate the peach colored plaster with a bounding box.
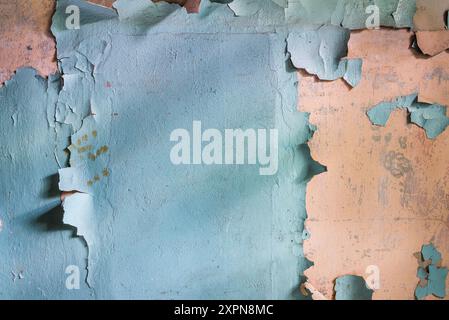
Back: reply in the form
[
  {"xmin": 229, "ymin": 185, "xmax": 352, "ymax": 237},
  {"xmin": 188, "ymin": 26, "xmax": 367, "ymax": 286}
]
[
  {"xmin": 0, "ymin": 0, "xmax": 57, "ymax": 85},
  {"xmin": 416, "ymin": 31, "xmax": 449, "ymax": 57},
  {"xmin": 414, "ymin": 0, "xmax": 449, "ymax": 31},
  {"xmin": 301, "ymin": 29, "xmax": 449, "ymax": 300},
  {"xmin": 413, "ymin": 0, "xmax": 449, "ymax": 57}
]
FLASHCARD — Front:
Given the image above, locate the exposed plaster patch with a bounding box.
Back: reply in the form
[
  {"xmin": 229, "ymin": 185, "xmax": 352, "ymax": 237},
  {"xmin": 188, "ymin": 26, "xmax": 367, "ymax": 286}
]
[
  {"xmin": 0, "ymin": 0, "xmax": 57, "ymax": 85},
  {"xmin": 415, "ymin": 31, "xmax": 449, "ymax": 56},
  {"xmin": 414, "ymin": 0, "xmax": 449, "ymax": 31}
]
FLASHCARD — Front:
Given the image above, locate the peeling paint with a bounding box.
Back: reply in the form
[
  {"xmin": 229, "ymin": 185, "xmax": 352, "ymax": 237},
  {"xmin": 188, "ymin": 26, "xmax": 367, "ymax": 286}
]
[
  {"xmin": 415, "ymin": 244, "xmax": 448, "ymax": 299},
  {"xmin": 49, "ymin": 0, "xmax": 320, "ymax": 298},
  {"xmin": 287, "ymin": 26, "xmax": 363, "ymax": 86},
  {"xmin": 0, "ymin": 68, "xmax": 90, "ymax": 298},
  {"xmin": 335, "ymin": 275, "xmax": 373, "ymax": 300},
  {"xmin": 286, "ymin": 0, "xmax": 415, "ymax": 29},
  {"xmin": 1, "ymin": 0, "xmax": 449, "ymax": 300},
  {"xmin": 301, "ymin": 28, "xmax": 449, "ymax": 300},
  {"xmin": 367, "ymin": 93, "xmax": 449, "ymax": 139},
  {"xmin": 61, "ymin": 192, "xmax": 97, "ymax": 286}
]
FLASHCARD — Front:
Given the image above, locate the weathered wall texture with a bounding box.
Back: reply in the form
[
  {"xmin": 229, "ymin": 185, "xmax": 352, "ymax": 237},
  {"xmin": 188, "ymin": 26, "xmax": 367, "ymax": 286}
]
[
  {"xmin": 0, "ymin": 0, "xmax": 198, "ymax": 86},
  {"xmin": 1, "ymin": 0, "xmax": 449, "ymax": 300},
  {"xmin": 302, "ymin": 29, "xmax": 449, "ymax": 300},
  {"xmin": 1, "ymin": 0, "xmax": 314, "ymax": 299},
  {"xmin": 0, "ymin": 0, "xmax": 56, "ymax": 85}
]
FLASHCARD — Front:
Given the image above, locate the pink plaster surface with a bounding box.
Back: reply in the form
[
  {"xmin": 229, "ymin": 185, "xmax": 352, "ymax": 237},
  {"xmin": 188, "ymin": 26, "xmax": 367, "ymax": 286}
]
[
  {"xmin": 0, "ymin": 0, "xmax": 57, "ymax": 85},
  {"xmin": 301, "ymin": 29, "xmax": 449, "ymax": 300}
]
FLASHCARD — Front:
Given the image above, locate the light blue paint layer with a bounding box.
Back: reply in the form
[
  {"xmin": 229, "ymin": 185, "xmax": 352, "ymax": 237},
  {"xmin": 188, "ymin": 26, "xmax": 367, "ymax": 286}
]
[
  {"xmin": 367, "ymin": 93, "xmax": 449, "ymax": 139},
  {"xmin": 52, "ymin": 0, "xmax": 320, "ymax": 299},
  {"xmin": 285, "ymin": 0, "xmax": 415, "ymax": 29},
  {"xmin": 415, "ymin": 244, "xmax": 448, "ymax": 300},
  {"xmin": 335, "ymin": 275, "xmax": 373, "ymax": 300},
  {"xmin": 0, "ymin": 0, "xmax": 333, "ymax": 299},
  {"xmin": 343, "ymin": 58, "xmax": 363, "ymax": 87},
  {"xmin": 287, "ymin": 26, "xmax": 363, "ymax": 86},
  {"xmin": 0, "ymin": 69, "xmax": 92, "ymax": 299}
]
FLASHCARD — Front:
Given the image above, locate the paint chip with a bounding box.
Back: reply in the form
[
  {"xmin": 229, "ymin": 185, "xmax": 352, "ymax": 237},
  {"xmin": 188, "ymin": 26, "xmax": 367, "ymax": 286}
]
[
  {"xmin": 415, "ymin": 244, "xmax": 448, "ymax": 300},
  {"xmin": 334, "ymin": 275, "xmax": 373, "ymax": 300},
  {"xmin": 367, "ymin": 93, "xmax": 449, "ymax": 139}
]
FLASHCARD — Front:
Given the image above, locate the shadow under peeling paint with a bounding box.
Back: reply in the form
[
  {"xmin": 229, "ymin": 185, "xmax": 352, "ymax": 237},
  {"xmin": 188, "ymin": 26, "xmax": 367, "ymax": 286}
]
[
  {"xmin": 35, "ymin": 205, "xmax": 76, "ymax": 233},
  {"xmin": 41, "ymin": 173, "xmax": 62, "ymax": 199},
  {"xmin": 0, "ymin": 68, "xmax": 92, "ymax": 299}
]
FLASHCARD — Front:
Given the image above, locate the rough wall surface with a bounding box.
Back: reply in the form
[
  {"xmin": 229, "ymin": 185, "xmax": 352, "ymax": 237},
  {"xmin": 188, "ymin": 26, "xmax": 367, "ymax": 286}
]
[
  {"xmin": 1, "ymin": 0, "xmax": 449, "ymax": 300},
  {"xmin": 0, "ymin": 0, "xmax": 57, "ymax": 85},
  {"xmin": 302, "ymin": 29, "xmax": 449, "ymax": 300}
]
